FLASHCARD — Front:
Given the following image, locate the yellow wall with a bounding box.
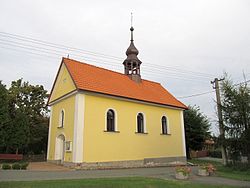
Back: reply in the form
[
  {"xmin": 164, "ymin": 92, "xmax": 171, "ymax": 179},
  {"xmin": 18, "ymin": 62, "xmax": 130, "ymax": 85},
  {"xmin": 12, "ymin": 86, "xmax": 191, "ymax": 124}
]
[
  {"xmin": 48, "ymin": 95, "xmax": 75, "ymax": 162},
  {"xmin": 83, "ymin": 94, "xmax": 185, "ymax": 162},
  {"xmin": 49, "ymin": 63, "xmax": 76, "ymax": 103},
  {"xmin": 48, "ymin": 62, "xmax": 185, "ymax": 163}
]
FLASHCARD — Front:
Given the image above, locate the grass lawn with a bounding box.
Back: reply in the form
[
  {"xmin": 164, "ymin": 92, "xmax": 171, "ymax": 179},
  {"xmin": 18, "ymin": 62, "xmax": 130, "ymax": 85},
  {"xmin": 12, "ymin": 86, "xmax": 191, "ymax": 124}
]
[
  {"xmin": 0, "ymin": 177, "xmax": 238, "ymax": 188},
  {"xmin": 189, "ymin": 159, "xmax": 250, "ymax": 181}
]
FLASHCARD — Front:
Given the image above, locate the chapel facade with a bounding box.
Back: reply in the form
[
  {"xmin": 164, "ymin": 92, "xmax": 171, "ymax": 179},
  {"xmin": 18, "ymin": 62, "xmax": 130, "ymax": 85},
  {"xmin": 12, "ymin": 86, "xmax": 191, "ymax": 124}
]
[{"xmin": 47, "ymin": 27, "xmax": 187, "ymax": 168}]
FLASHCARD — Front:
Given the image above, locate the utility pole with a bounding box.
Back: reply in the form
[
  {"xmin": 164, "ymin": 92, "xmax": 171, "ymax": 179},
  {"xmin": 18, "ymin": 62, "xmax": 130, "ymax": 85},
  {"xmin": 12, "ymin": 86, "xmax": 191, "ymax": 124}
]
[{"xmin": 211, "ymin": 78, "xmax": 228, "ymax": 165}]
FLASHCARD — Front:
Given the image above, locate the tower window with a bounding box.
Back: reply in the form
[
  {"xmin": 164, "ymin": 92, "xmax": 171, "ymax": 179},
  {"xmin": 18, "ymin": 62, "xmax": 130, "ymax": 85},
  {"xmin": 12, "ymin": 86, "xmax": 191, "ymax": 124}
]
[
  {"xmin": 107, "ymin": 109, "xmax": 115, "ymax": 132},
  {"xmin": 137, "ymin": 113, "xmax": 144, "ymax": 133}
]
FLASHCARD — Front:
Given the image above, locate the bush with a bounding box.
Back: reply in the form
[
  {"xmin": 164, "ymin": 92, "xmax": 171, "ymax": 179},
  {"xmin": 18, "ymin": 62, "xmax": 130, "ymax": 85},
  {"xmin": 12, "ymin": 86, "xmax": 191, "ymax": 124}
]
[
  {"xmin": 12, "ymin": 163, "xmax": 21, "ymax": 170},
  {"xmin": 2, "ymin": 163, "xmax": 11, "ymax": 170},
  {"xmin": 20, "ymin": 162, "xmax": 29, "ymax": 170},
  {"xmin": 209, "ymin": 150, "xmax": 222, "ymax": 158},
  {"xmin": 226, "ymin": 162, "xmax": 250, "ymax": 171}
]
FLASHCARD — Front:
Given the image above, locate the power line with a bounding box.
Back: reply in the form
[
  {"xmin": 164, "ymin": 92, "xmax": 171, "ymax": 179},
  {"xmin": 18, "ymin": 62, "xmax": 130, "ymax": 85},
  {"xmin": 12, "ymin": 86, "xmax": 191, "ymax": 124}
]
[
  {"xmin": 0, "ymin": 35, "xmax": 212, "ymax": 80},
  {"xmin": 0, "ymin": 44, "xmax": 210, "ymax": 83},
  {"xmin": 0, "ymin": 38, "xmax": 120, "ymax": 64},
  {"xmin": 0, "ymin": 31, "xmax": 122, "ymax": 60},
  {"xmin": 0, "ymin": 39, "xmax": 211, "ymax": 83},
  {"xmin": 0, "ymin": 31, "xmax": 216, "ymax": 79},
  {"xmin": 177, "ymin": 90, "xmax": 214, "ymax": 99},
  {"xmin": 1, "ymin": 32, "xmax": 248, "ymax": 99},
  {"xmin": 177, "ymin": 79, "xmax": 250, "ymax": 99}
]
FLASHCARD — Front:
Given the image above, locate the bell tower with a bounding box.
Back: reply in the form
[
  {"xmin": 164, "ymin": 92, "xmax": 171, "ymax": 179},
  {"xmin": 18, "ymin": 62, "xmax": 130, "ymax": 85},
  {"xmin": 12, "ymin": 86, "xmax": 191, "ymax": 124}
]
[{"xmin": 123, "ymin": 26, "xmax": 142, "ymax": 83}]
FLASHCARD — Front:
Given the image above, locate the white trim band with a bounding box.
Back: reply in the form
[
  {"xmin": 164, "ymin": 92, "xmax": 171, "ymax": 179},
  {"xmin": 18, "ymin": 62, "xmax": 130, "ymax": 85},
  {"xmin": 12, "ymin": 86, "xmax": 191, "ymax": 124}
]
[
  {"xmin": 47, "ymin": 106, "xmax": 53, "ymax": 160},
  {"xmin": 72, "ymin": 94, "xmax": 85, "ymax": 163},
  {"xmin": 180, "ymin": 111, "xmax": 186, "ymax": 157}
]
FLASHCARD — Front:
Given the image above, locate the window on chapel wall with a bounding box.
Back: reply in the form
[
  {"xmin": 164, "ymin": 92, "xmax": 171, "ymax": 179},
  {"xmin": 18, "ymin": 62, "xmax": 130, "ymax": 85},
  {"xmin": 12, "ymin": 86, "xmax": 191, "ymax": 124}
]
[
  {"xmin": 162, "ymin": 116, "xmax": 168, "ymax": 134},
  {"xmin": 59, "ymin": 110, "xmax": 65, "ymax": 128},
  {"xmin": 137, "ymin": 113, "xmax": 144, "ymax": 133},
  {"xmin": 107, "ymin": 109, "xmax": 115, "ymax": 131}
]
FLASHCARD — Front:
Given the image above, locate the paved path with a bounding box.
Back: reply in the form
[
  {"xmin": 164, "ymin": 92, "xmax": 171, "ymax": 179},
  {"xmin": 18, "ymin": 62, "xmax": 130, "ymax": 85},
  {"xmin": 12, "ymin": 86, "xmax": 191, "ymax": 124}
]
[
  {"xmin": 27, "ymin": 162, "xmax": 72, "ymax": 171},
  {"xmin": 0, "ymin": 165, "xmax": 249, "ymax": 187}
]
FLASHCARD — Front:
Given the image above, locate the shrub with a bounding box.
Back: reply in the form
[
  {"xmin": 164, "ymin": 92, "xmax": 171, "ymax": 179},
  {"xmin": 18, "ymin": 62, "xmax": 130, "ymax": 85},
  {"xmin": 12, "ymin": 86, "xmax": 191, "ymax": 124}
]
[
  {"xmin": 226, "ymin": 162, "xmax": 250, "ymax": 171},
  {"xmin": 20, "ymin": 162, "xmax": 29, "ymax": 170},
  {"xmin": 2, "ymin": 163, "xmax": 11, "ymax": 170},
  {"xmin": 209, "ymin": 150, "xmax": 222, "ymax": 158},
  {"xmin": 12, "ymin": 163, "xmax": 21, "ymax": 170}
]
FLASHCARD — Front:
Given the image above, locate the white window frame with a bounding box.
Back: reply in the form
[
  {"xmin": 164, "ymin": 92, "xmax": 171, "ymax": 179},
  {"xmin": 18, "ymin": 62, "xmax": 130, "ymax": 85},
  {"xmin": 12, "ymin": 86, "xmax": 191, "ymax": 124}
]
[
  {"xmin": 136, "ymin": 112, "xmax": 147, "ymax": 133},
  {"xmin": 104, "ymin": 108, "xmax": 118, "ymax": 132},
  {"xmin": 161, "ymin": 114, "xmax": 170, "ymax": 135}
]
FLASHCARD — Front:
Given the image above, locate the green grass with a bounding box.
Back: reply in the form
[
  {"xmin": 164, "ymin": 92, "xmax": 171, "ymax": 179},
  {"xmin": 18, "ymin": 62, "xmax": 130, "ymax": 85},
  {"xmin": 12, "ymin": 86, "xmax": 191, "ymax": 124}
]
[
  {"xmin": 0, "ymin": 177, "xmax": 238, "ymax": 188},
  {"xmin": 189, "ymin": 159, "xmax": 250, "ymax": 181}
]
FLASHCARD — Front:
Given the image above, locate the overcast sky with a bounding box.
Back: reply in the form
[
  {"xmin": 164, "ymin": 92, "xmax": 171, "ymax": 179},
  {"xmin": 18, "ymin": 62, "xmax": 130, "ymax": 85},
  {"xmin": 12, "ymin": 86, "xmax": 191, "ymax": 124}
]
[{"xmin": 1, "ymin": 0, "xmax": 250, "ymax": 134}]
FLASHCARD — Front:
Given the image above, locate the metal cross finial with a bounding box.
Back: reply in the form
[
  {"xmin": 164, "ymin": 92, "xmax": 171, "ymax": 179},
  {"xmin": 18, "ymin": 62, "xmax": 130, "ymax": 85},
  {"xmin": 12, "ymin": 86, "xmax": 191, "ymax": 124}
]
[
  {"xmin": 131, "ymin": 12, "xmax": 133, "ymax": 27},
  {"xmin": 130, "ymin": 12, "xmax": 134, "ymax": 41}
]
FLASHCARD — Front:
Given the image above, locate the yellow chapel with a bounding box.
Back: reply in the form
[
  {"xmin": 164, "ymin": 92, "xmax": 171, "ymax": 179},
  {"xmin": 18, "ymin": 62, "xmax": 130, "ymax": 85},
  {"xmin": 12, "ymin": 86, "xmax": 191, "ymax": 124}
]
[{"xmin": 47, "ymin": 26, "xmax": 188, "ymax": 168}]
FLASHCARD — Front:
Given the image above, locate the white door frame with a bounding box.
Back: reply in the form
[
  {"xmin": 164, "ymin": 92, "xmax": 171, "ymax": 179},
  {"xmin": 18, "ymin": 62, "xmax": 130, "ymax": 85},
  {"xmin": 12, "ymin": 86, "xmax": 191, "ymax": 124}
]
[{"xmin": 55, "ymin": 134, "xmax": 65, "ymax": 163}]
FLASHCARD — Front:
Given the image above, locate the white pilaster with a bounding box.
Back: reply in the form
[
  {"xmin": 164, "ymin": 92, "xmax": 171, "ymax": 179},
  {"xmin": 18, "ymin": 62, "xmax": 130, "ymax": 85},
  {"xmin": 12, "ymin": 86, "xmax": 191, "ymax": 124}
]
[
  {"xmin": 180, "ymin": 110, "xmax": 187, "ymax": 157},
  {"xmin": 47, "ymin": 106, "xmax": 53, "ymax": 160},
  {"xmin": 73, "ymin": 94, "xmax": 85, "ymax": 163}
]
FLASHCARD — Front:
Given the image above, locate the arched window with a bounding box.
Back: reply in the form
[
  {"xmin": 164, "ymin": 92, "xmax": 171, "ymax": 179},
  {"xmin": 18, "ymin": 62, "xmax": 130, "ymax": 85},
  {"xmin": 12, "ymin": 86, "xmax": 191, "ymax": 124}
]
[
  {"xmin": 137, "ymin": 113, "xmax": 144, "ymax": 133},
  {"xmin": 162, "ymin": 116, "xmax": 168, "ymax": 134},
  {"xmin": 107, "ymin": 109, "xmax": 115, "ymax": 131},
  {"xmin": 59, "ymin": 110, "xmax": 65, "ymax": 128}
]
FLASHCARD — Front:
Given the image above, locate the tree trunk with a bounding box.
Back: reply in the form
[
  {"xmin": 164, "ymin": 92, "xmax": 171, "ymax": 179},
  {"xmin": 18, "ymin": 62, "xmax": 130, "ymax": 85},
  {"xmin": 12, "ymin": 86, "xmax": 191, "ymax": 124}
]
[{"xmin": 221, "ymin": 145, "xmax": 228, "ymax": 165}]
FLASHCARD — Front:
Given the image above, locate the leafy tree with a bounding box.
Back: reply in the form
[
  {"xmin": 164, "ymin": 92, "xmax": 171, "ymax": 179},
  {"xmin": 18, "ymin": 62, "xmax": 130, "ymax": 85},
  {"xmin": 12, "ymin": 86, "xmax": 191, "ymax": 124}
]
[
  {"xmin": 28, "ymin": 117, "xmax": 49, "ymax": 154},
  {"xmin": 8, "ymin": 79, "xmax": 48, "ymax": 119},
  {"xmin": 8, "ymin": 109, "xmax": 30, "ymax": 154},
  {"xmin": 184, "ymin": 105, "xmax": 211, "ymax": 159},
  {"xmin": 0, "ymin": 79, "xmax": 48, "ymax": 153},
  {"xmin": 0, "ymin": 81, "xmax": 11, "ymax": 152},
  {"xmin": 221, "ymin": 78, "xmax": 250, "ymax": 163}
]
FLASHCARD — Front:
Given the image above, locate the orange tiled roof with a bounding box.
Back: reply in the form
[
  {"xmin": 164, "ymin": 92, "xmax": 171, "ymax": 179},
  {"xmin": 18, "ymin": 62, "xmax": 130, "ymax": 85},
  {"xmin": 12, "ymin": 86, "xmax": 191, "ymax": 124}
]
[{"xmin": 62, "ymin": 58, "xmax": 187, "ymax": 109}]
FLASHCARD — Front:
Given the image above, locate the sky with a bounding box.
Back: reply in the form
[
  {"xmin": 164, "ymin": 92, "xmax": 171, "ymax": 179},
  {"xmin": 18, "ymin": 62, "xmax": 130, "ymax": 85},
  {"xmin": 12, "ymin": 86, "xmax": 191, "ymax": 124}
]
[{"xmin": 0, "ymin": 0, "xmax": 250, "ymax": 135}]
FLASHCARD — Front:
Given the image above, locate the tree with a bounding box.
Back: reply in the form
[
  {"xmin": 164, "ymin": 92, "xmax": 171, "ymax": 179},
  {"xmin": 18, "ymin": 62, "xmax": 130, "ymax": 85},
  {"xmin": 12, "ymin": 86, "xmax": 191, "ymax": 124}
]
[
  {"xmin": 221, "ymin": 77, "xmax": 250, "ymax": 163},
  {"xmin": 0, "ymin": 79, "xmax": 49, "ymax": 154},
  {"xmin": 184, "ymin": 105, "xmax": 211, "ymax": 159},
  {"xmin": 28, "ymin": 117, "xmax": 49, "ymax": 154},
  {"xmin": 8, "ymin": 109, "xmax": 30, "ymax": 154},
  {"xmin": 0, "ymin": 81, "xmax": 11, "ymax": 153},
  {"xmin": 8, "ymin": 79, "xmax": 49, "ymax": 154}
]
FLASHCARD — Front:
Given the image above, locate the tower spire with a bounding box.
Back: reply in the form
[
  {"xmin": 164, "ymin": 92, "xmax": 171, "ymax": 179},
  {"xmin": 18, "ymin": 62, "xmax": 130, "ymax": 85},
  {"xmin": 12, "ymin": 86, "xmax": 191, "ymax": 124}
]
[
  {"xmin": 123, "ymin": 14, "xmax": 142, "ymax": 83},
  {"xmin": 130, "ymin": 12, "xmax": 134, "ymax": 41},
  {"xmin": 131, "ymin": 12, "xmax": 133, "ymax": 28},
  {"xmin": 130, "ymin": 26, "xmax": 134, "ymax": 42}
]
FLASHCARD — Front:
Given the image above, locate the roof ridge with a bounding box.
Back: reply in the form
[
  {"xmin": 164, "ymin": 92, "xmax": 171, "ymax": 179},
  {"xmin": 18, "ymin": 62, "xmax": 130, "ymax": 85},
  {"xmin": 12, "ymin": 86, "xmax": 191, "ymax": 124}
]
[{"xmin": 63, "ymin": 57, "xmax": 160, "ymax": 84}]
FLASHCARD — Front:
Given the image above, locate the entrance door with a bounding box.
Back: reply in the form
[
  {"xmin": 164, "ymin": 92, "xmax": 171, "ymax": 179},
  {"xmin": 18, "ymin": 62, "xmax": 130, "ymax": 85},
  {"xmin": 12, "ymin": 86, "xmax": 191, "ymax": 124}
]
[{"xmin": 55, "ymin": 134, "xmax": 65, "ymax": 163}]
